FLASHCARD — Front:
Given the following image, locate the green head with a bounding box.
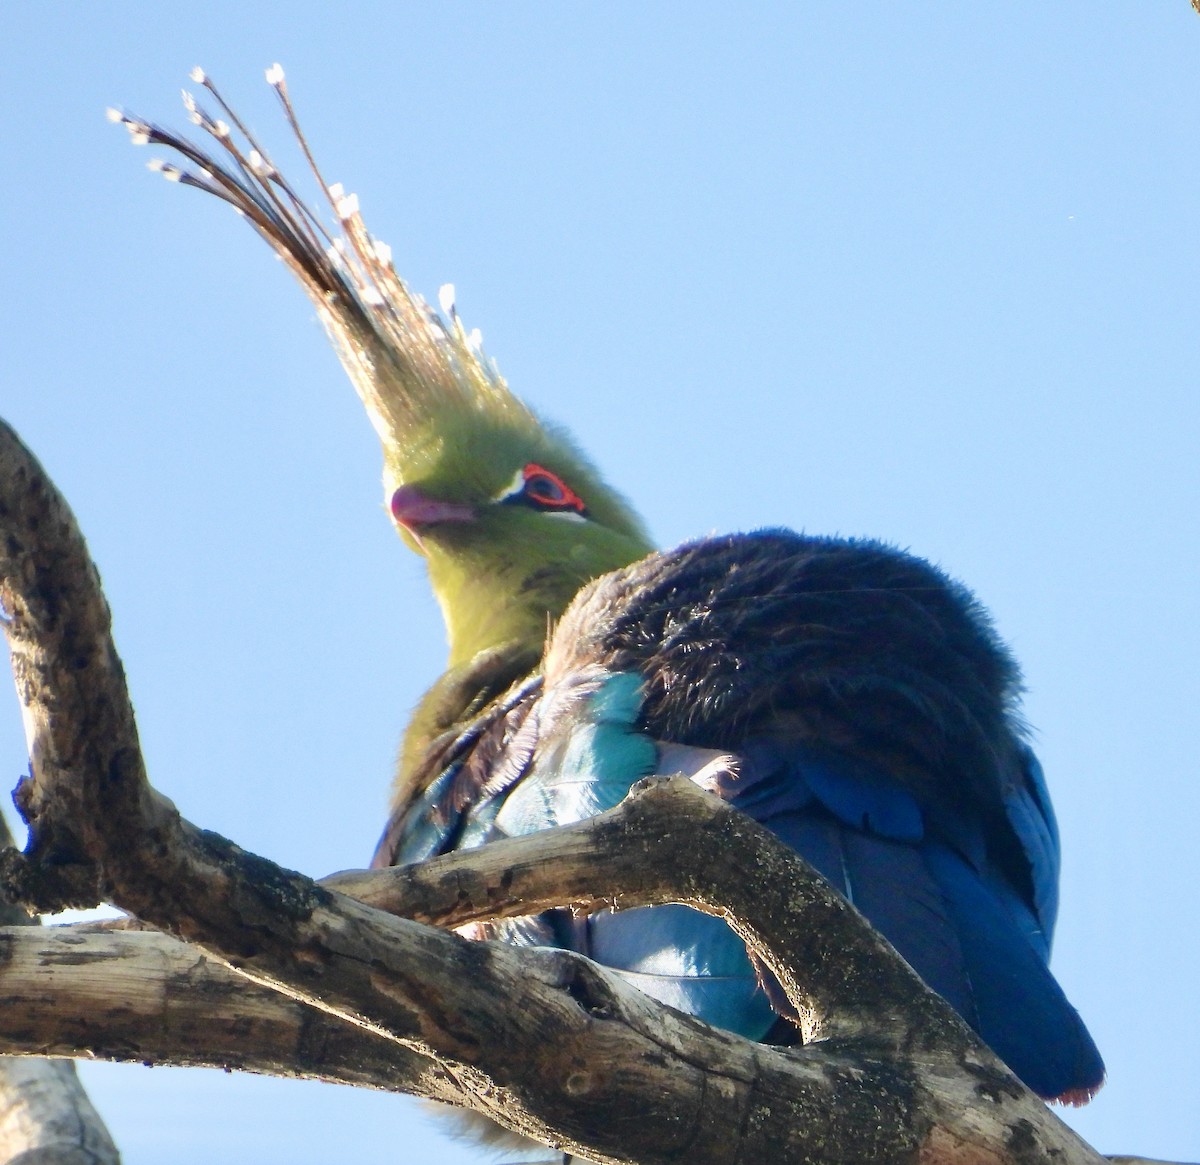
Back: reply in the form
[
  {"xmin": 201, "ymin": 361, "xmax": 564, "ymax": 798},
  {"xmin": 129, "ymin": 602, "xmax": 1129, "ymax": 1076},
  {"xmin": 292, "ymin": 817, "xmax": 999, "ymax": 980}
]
[
  {"xmin": 384, "ymin": 393, "xmax": 652, "ymax": 666},
  {"xmin": 307, "ymin": 250, "xmax": 653, "ymax": 665},
  {"xmin": 119, "ymin": 67, "xmax": 656, "ymax": 803},
  {"xmin": 118, "ymin": 64, "xmax": 652, "ymax": 698}
]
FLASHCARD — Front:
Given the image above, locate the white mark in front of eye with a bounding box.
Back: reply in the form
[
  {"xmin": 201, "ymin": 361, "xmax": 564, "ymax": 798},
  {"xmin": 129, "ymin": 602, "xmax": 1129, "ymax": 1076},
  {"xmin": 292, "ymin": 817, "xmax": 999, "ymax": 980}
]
[{"xmin": 492, "ymin": 467, "xmax": 526, "ymax": 503}]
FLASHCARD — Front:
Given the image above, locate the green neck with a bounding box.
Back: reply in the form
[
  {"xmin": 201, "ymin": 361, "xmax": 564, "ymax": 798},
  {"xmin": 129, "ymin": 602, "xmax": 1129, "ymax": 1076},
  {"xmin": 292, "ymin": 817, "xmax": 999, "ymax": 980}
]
[
  {"xmin": 393, "ymin": 509, "xmax": 654, "ymax": 799},
  {"xmin": 427, "ymin": 546, "xmax": 595, "ymax": 667},
  {"xmin": 422, "ymin": 511, "xmax": 655, "ymax": 667},
  {"xmin": 394, "ymin": 551, "xmax": 599, "ymax": 802}
]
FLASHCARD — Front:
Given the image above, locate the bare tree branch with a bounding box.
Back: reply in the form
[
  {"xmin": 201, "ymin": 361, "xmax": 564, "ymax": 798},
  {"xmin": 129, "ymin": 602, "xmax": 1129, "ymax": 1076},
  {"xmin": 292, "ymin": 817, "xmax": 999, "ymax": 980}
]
[
  {"xmin": 325, "ymin": 776, "xmax": 971, "ymax": 1049},
  {"xmin": 0, "ymin": 1060, "xmax": 117, "ymax": 1165},
  {"xmin": 0, "ymin": 414, "xmax": 1153, "ymax": 1163},
  {"xmin": 0, "ymin": 924, "xmax": 457, "ymax": 1097},
  {"xmin": 0, "ymin": 813, "xmax": 120, "ymax": 1164}
]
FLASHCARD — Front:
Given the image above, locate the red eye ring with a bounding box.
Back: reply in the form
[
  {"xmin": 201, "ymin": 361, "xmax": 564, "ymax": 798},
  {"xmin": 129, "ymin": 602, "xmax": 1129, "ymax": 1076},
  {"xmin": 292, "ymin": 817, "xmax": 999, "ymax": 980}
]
[{"xmin": 521, "ymin": 463, "xmax": 586, "ymax": 514}]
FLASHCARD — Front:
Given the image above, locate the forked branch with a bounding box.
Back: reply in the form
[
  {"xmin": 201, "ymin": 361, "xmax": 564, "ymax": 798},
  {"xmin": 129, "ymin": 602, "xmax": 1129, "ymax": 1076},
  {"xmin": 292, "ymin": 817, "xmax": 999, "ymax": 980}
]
[{"xmin": 0, "ymin": 416, "xmax": 1137, "ymax": 1163}]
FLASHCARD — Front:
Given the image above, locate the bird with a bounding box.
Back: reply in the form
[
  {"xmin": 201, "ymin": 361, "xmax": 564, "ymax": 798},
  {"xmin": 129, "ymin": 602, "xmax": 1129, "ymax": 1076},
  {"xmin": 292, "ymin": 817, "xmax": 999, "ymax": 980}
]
[
  {"xmin": 116, "ymin": 64, "xmax": 1105, "ymax": 1148},
  {"xmin": 373, "ymin": 528, "xmax": 1105, "ymax": 1108}
]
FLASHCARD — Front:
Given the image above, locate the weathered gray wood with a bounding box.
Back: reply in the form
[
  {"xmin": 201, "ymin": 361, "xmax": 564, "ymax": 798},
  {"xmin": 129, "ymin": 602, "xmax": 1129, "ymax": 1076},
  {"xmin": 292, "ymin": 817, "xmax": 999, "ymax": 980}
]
[
  {"xmin": 0, "ymin": 416, "xmax": 1173, "ymax": 1164},
  {"xmin": 0, "ymin": 1061, "xmax": 118, "ymax": 1165},
  {"xmin": 0, "ymin": 924, "xmax": 454, "ymax": 1097},
  {"xmin": 0, "ymin": 814, "xmax": 120, "ymax": 1165}
]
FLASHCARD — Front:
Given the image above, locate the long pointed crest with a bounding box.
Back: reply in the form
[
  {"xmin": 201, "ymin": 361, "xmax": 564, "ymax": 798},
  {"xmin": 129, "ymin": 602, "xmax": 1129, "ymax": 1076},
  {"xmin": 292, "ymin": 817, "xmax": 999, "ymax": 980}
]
[{"xmin": 109, "ymin": 65, "xmax": 539, "ymax": 475}]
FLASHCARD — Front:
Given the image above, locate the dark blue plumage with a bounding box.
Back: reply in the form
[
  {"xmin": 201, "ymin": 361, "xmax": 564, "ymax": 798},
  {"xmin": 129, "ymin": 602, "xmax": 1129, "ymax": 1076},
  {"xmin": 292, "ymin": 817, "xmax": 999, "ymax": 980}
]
[{"xmin": 375, "ymin": 529, "xmax": 1104, "ymax": 1104}]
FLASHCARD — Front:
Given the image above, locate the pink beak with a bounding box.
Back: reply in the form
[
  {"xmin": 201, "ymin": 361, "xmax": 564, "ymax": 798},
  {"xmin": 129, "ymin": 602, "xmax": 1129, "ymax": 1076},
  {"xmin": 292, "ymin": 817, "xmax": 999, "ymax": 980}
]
[{"xmin": 390, "ymin": 485, "xmax": 475, "ymax": 533}]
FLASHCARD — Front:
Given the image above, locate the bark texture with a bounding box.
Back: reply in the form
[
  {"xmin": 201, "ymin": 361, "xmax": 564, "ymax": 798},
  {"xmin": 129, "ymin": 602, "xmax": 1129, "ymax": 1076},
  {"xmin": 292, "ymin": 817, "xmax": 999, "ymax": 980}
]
[
  {"xmin": 0, "ymin": 418, "xmax": 1185, "ymax": 1164},
  {"xmin": 0, "ymin": 814, "xmax": 119, "ymax": 1164}
]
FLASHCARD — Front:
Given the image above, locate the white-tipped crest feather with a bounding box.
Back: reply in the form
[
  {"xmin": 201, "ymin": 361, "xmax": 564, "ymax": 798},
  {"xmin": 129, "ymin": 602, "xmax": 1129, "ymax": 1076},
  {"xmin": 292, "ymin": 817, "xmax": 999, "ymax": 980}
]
[{"xmin": 113, "ymin": 65, "xmax": 538, "ymax": 473}]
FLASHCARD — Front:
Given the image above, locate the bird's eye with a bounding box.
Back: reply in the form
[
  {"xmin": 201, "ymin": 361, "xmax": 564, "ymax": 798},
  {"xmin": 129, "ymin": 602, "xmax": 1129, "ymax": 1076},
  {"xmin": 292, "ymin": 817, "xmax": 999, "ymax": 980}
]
[
  {"xmin": 522, "ymin": 464, "xmax": 586, "ymax": 513},
  {"xmin": 497, "ymin": 463, "xmax": 588, "ymax": 516},
  {"xmin": 525, "ymin": 471, "xmax": 566, "ymax": 504}
]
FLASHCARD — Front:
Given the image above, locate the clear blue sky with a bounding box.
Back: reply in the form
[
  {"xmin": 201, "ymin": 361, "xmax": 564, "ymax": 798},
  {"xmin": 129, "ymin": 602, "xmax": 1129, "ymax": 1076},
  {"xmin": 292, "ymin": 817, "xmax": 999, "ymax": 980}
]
[{"xmin": 3, "ymin": 5, "xmax": 1199, "ymax": 1162}]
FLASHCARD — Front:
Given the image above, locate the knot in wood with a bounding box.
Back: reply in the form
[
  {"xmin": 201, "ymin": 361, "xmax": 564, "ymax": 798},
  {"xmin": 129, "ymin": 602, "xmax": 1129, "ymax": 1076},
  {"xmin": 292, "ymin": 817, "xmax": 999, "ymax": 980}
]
[{"xmin": 564, "ymin": 1071, "xmax": 592, "ymax": 1097}]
